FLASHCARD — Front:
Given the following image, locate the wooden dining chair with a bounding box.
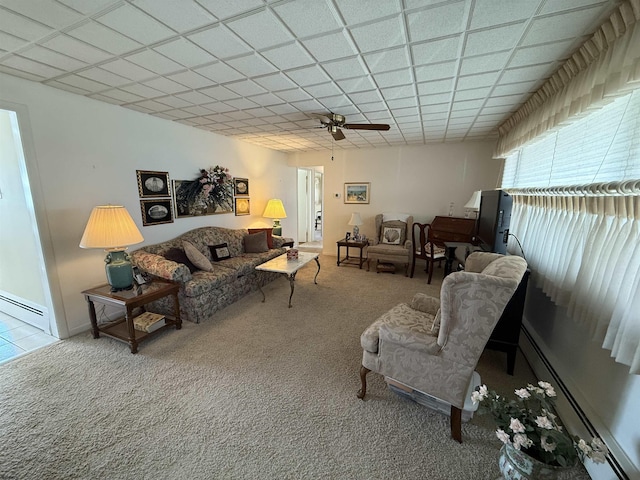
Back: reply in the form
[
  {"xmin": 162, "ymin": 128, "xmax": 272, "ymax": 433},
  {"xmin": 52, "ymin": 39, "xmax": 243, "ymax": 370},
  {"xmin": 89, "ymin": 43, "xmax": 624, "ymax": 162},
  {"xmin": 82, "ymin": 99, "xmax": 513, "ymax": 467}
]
[{"xmin": 410, "ymin": 222, "xmax": 447, "ymax": 284}]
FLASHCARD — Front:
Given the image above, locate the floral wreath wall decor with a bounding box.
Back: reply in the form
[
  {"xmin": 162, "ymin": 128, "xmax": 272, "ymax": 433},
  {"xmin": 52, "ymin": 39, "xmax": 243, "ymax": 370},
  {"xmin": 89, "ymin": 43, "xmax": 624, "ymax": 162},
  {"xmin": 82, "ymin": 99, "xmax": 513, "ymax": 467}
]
[{"xmin": 174, "ymin": 166, "xmax": 234, "ymax": 218}]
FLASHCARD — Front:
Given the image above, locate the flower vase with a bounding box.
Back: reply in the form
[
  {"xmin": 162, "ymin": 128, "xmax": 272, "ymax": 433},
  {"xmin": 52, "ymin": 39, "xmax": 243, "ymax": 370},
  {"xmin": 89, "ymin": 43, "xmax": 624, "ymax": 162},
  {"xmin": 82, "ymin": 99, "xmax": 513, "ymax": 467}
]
[{"xmin": 499, "ymin": 444, "xmax": 573, "ymax": 480}]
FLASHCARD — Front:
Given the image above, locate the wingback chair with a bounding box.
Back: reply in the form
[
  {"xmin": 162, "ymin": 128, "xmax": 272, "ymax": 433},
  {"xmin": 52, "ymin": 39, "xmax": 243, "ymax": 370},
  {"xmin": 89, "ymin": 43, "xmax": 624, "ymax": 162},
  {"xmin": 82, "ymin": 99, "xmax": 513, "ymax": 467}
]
[
  {"xmin": 366, "ymin": 214, "xmax": 413, "ymax": 275},
  {"xmin": 357, "ymin": 252, "xmax": 528, "ymax": 442}
]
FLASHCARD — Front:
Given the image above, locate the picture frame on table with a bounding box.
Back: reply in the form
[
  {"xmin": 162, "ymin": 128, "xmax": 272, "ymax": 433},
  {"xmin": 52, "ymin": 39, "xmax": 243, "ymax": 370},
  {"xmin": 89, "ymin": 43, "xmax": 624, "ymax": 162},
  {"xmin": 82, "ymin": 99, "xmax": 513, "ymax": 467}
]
[
  {"xmin": 140, "ymin": 199, "xmax": 174, "ymax": 226},
  {"xmin": 344, "ymin": 182, "xmax": 370, "ymax": 204},
  {"xmin": 345, "ymin": 232, "xmax": 351, "ymax": 241},
  {"xmin": 233, "ymin": 178, "xmax": 249, "ymax": 196},
  {"xmin": 137, "ymin": 170, "xmax": 170, "ymax": 198}
]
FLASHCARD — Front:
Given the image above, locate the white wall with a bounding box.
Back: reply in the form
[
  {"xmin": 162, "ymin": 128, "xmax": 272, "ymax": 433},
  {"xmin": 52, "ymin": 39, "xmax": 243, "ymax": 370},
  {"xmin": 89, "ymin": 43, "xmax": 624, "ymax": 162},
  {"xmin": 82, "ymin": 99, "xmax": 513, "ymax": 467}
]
[
  {"xmin": 288, "ymin": 141, "xmax": 501, "ymax": 253},
  {"xmin": 0, "ymin": 72, "xmax": 294, "ymax": 337}
]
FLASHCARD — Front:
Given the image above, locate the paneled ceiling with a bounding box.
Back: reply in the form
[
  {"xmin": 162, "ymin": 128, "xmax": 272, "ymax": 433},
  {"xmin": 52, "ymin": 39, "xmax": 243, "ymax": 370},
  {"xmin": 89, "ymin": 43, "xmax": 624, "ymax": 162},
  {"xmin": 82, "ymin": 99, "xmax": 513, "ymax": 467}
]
[{"xmin": 0, "ymin": 0, "xmax": 622, "ymax": 152}]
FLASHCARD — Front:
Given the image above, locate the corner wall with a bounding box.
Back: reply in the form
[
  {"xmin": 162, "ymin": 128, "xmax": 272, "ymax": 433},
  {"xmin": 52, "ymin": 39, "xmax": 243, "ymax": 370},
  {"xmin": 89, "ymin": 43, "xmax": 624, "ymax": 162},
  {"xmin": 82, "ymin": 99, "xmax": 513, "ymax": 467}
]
[{"xmin": 0, "ymin": 72, "xmax": 294, "ymax": 337}]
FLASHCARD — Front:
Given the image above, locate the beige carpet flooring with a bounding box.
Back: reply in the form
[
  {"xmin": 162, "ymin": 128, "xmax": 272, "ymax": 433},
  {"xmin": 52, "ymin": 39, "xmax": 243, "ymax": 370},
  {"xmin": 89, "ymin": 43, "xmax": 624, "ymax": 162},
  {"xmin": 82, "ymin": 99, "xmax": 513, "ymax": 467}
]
[{"xmin": 0, "ymin": 256, "xmax": 589, "ymax": 479}]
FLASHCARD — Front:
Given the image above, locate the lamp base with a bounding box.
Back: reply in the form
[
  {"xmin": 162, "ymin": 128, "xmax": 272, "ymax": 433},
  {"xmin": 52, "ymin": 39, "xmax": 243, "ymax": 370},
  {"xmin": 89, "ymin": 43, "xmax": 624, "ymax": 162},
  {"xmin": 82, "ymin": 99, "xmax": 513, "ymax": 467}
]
[
  {"xmin": 105, "ymin": 249, "xmax": 134, "ymax": 292},
  {"xmin": 272, "ymin": 219, "xmax": 282, "ymax": 236},
  {"xmin": 352, "ymin": 225, "xmax": 360, "ymax": 238}
]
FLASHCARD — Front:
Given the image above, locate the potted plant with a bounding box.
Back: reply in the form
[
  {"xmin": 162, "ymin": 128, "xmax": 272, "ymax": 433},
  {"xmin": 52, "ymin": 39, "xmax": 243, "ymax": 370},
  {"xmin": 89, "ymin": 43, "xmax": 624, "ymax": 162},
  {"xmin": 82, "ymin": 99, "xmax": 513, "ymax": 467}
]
[{"xmin": 472, "ymin": 381, "xmax": 608, "ymax": 479}]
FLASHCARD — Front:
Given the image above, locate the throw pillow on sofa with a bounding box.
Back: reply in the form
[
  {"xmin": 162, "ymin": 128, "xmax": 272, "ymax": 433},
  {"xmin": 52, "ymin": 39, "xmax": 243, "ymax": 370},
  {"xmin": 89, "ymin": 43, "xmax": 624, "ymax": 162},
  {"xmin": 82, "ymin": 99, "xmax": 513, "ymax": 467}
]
[
  {"xmin": 183, "ymin": 241, "xmax": 214, "ymax": 272},
  {"xmin": 163, "ymin": 248, "xmax": 198, "ymax": 273},
  {"xmin": 244, "ymin": 231, "xmax": 269, "ymax": 253},
  {"xmin": 248, "ymin": 228, "xmax": 273, "ymax": 249},
  {"xmin": 209, "ymin": 243, "xmax": 231, "ymax": 261}
]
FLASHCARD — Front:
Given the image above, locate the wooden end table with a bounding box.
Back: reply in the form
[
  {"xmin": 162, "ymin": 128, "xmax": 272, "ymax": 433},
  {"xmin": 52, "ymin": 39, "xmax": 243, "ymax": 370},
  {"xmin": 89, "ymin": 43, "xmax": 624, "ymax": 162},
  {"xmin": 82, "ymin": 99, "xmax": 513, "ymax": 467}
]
[
  {"xmin": 82, "ymin": 279, "xmax": 181, "ymax": 354},
  {"xmin": 336, "ymin": 238, "xmax": 369, "ymax": 269}
]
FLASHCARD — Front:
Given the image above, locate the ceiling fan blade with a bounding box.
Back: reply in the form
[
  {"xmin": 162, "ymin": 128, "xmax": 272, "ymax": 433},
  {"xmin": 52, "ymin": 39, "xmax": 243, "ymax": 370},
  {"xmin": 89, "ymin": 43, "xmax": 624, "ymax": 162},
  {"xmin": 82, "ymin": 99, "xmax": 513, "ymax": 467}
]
[
  {"xmin": 342, "ymin": 123, "xmax": 390, "ymax": 131},
  {"xmin": 331, "ymin": 128, "xmax": 346, "ymax": 141},
  {"xmin": 311, "ymin": 112, "xmax": 333, "ymax": 124}
]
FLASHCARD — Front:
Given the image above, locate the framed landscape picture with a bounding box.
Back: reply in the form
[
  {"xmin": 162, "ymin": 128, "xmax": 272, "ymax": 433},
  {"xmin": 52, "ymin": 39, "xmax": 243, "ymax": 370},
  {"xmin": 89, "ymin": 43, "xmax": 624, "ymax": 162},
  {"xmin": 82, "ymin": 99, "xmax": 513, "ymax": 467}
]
[
  {"xmin": 235, "ymin": 197, "xmax": 250, "ymax": 216},
  {"xmin": 137, "ymin": 170, "xmax": 170, "ymax": 198},
  {"xmin": 233, "ymin": 178, "xmax": 249, "ymax": 196},
  {"xmin": 140, "ymin": 199, "xmax": 173, "ymax": 226},
  {"xmin": 344, "ymin": 182, "xmax": 370, "ymax": 204}
]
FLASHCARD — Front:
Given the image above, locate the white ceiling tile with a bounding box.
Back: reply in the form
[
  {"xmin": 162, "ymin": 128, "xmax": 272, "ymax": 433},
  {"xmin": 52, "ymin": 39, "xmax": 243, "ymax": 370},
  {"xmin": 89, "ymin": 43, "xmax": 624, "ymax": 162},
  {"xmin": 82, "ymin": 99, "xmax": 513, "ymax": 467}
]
[
  {"xmin": 155, "ymin": 95, "xmax": 192, "ymax": 109},
  {"xmin": 373, "ymin": 68, "xmax": 413, "ymax": 88},
  {"xmin": 318, "ymin": 94, "xmax": 351, "ymax": 110},
  {"xmin": 414, "ymin": 61, "xmax": 456, "ymax": 82},
  {"xmin": 96, "ymin": 4, "xmax": 174, "ymax": 44},
  {"xmin": 246, "ymin": 92, "xmax": 284, "ymax": 106},
  {"xmin": 0, "ymin": 30, "xmax": 29, "ymax": 51},
  {"xmin": 97, "ymin": 58, "xmax": 154, "ymax": 83},
  {"xmin": 99, "ymin": 88, "xmax": 145, "ymax": 103},
  {"xmin": 363, "ymin": 46, "xmax": 410, "ymax": 74},
  {"xmin": 55, "ymin": 73, "xmax": 108, "ymax": 91},
  {"xmin": 66, "ymin": 21, "xmax": 141, "ymax": 55},
  {"xmin": 183, "ymin": 105, "xmax": 215, "ymax": 116},
  {"xmin": 391, "ymin": 106, "xmax": 419, "ymax": 117},
  {"xmin": 176, "ymin": 90, "xmax": 218, "ymax": 104},
  {"xmin": 77, "ymin": 67, "xmax": 130, "ymax": 87},
  {"xmin": 322, "ymin": 57, "xmax": 368, "ymax": 80},
  {"xmin": 500, "ymin": 63, "xmax": 555, "ymax": 84},
  {"xmin": 142, "ymin": 76, "xmax": 190, "ymax": 94},
  {"xmin": 132, "ymin": 0, "xmax": 217, "ymax": 32},
  {"xmin": 225, "ymin": 97, "xmax": 261, "ymax": 109},
  {"xmin": 188, "ymin": 25, "xmax": 252, "ymax": 59},
  {"xmin": 411, "ymin": 36, "xmax": 462, "ymax": 65},
  {"xmin": 335, "ymin": 0, "xmax": 401, "ymax": 26},
  {"xmin": 167, "ymin": 70, "xmax": 213, "ymax": 89},
  {"xmin": 451, "ymin": 98, "xmax": 484, "ymax": 111},
  {"xmin": 336, "ymin": 76, "xmax": 376, "ymax": 93},
  {"xmin": 199, "ymin": 85, "xmax": 240, "ymax": 101},
  {"xmin": 225, "ymin": 79, "xmax": 267, "ymax": 96},
  {"xmin": 302, "ymin": 30, "xmax": 357, "ymax": 62},
  {"xmin": 416, "ymin": 78, "xmax": 455, "ymax": 95},
  {"xmin": 463, "ymin": 22, "xmax": 525, "ymax": 56},
  {"xmin": 120, "ymin": 83, "xmax": 164, "ymax": 98},
  {"xmin": 244, "ymin": 107, "xmax": 276, "ymax": 118},
  {"xmin": 484, "ymin": 93, "xmax": 527, "ymax": 107},
  {"xmin": 419, "ymin": 92, "xmax": 452, "ymax": 105},
  {"xmin": 18, "ymin": 45, "xmax": 87, "ymax": 71},
  {"xmin": 261, "ymin": 43, "xmax": 314, "ymax": 70},
  {"xmin": 41, "ymin": 34, "xmax": 112, "ymax": 64},
  {"xmin": 407, "ymin": 2, "xmax": 468, "ymax": 42},
  {"xmin": 454, "ymin": 86, "xmax": 491, "ymax": 100},
  {"xmin": 459, "ymin": 51, "xmax": 510, "ymax": 76},
  {"xmin": 226, "ymin": 53, "xmax": 278, "ymax": 77},
  {"xmin": 268, "ymin": 103, "xmax": 299, "ymax": 115},
  {"xmin": 380, "ymin": 84, "xmax": 415, "ymax": 100},
  {"xmin": 133, "ymin": 99, "xmax": 171, "ymax": 112},
  {"xmin": 196, "ymin": 0, "xmax": 263, "ymax": 20},
  {"xmin": 456, "ymin": 71, "xmax": 500, "ymax": 89},
  {"xmin": 275, "ymin": 88, "xmax": 312, "ymax": 102},
  {"xmin": 253, "ymin": 72, "xmax": 297, "ymax": 91},
  {"xmin": 88, "ymin": 93, "xmax": 125, "ymax": 105},
  {"xmin": 387, "ymin": 97, "xmax": 418, "ymax": 109},
  {"xmin": 56, "ymin": 0, "xmax": 117, "ymax": 15},
  {"xmin": 274, "ymin": 0, "xmax": 342, "ymax": 37},
  {"xmin": 285, "ymin": 65, "xmax": 330, "ymax": 86},
  {"xmin": 508, "ymin": 39, "xmax": 573, "ymax": 68},
  {"xmin": 0, "ymin": 9, "xmax": 53, "ymax": 40},
  {"xmin": 539, "ymin": 0, "xmax": 607, "ymax": 15},
  {"xmin": 0, "ymin": 0, "xmax": 82, "ymax": 29},
  {"xmin": 291, "ymin": 99, "xmax": 324, "ymax": 112},
  {"xmin": 1, "ymin": 55, "xmax": 64, "ymax": 79},
  {"xmin": 153, "ymin": 38, "xmax": 214, "ymax": 68},
  {"xmin": 304, "ymin": 82, "xmax": 342, "ymax": 98},
  {"xmin": 470, "ymin": 0, "xmax": 540, "ymax": 29},
  {"xmin": 492, "ymin": 80, "xmax": 537, "ymax": 96},
  {"xmin": 125, "ymin": 50, "xmax": 183, "ymax": 75},
  {"xmin": 522, "ymin": 6, "xmax": 605, "ymax": 46},
  {"xmin": 194, "ymin": 62, "xmax": 244, "ymax": 83},
  {"xmin": 350, "ymin": 16, "xmax": 406, "ymax": 54},
  {"xmin": 227, "ymin": 8, "xmax": 293, "ymax": 50}
]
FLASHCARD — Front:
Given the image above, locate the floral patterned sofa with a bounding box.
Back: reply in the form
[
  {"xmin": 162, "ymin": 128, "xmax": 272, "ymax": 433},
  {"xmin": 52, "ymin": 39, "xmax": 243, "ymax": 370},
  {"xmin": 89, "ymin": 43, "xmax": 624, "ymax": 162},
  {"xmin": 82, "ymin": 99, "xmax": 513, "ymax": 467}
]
[{"xmin": 130, "ymin": 226, "xmax": 291, "ymax": 324}]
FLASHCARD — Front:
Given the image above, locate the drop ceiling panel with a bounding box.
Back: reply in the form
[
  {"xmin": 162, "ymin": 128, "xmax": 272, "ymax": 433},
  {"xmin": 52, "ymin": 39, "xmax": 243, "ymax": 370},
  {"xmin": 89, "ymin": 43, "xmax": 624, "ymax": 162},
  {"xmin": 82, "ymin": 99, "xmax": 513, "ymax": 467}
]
[{"xmin": 0, "ymin": 0, "xmax": 621, "ymax": 152}]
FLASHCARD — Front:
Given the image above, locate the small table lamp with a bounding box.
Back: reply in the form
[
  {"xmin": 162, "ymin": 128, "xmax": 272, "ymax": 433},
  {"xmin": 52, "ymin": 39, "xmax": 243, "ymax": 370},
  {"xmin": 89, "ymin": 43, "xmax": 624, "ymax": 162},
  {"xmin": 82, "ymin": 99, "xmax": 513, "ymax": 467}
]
[
  {"xmin": 464, "ymin": 191, "xmax": 481, "ymax": 219},
  {"xmin": 263, "ymin": 199, "xmax": 287, "ymax": 236},
  {"xmin": 348, "ymin": 212, "xmax": 363, "ymax": 238},
  {"xmin": 79, "ymin": 205, "xmax": 144, "ymax": 291}
]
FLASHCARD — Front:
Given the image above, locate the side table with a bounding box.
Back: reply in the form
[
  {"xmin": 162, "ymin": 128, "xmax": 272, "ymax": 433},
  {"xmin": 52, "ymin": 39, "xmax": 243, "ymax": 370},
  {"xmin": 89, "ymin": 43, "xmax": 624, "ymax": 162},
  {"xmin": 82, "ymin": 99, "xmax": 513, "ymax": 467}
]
[
  {"xmin": 337, "ymin": 238, "xmax": 368, "ymax": 269},
  {"xmin": 82, "ymin": 279, "xmax": 181, "ymax": 354}
]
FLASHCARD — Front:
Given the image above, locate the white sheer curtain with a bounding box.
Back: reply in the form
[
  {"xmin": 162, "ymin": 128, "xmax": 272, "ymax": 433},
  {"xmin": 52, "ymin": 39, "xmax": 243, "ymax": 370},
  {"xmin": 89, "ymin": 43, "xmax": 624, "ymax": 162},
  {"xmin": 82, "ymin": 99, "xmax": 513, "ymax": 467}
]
[{"xmin": 509, "ymin": 195, "xmax": 640, "ymax": 373}]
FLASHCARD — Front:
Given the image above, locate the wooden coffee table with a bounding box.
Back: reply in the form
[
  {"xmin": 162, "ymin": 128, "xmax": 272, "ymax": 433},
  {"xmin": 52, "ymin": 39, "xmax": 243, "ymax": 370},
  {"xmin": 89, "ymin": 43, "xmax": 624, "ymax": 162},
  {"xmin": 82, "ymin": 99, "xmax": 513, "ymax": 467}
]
[{"xmin": 255, "ymin": 252, "xmax": 320, "ymax": 307}]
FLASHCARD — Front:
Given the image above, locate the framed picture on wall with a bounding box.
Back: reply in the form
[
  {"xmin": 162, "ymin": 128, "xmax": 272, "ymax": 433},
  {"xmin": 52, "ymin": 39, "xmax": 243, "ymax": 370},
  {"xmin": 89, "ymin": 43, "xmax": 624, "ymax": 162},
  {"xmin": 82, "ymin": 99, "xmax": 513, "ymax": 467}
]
[
  {"xmin": 233, "ymin": 178, "xmax": 249, "ymax": 196},
  {"xmin": 234, "ymin": 197, "xmax": 250, "ymax": 216},
  {"xmin": 140, "ymin": 199, "xmax": 173, "ymax": 226},
  {"xmin": 344, "ymin": 182, "xmax": 370, "ymax": 204},
  {"xmin": 137, "ymin": 170, "xmax": 170, "ymax": 198}
]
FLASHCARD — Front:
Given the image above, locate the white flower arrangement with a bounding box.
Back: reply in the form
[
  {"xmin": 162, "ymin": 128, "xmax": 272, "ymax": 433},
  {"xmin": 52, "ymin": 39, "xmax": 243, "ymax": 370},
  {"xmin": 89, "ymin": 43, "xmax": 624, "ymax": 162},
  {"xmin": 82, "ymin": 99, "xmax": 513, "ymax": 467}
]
[{"xmin": 472, "ymin": 381, "xmax": 609, "ymax": 467}]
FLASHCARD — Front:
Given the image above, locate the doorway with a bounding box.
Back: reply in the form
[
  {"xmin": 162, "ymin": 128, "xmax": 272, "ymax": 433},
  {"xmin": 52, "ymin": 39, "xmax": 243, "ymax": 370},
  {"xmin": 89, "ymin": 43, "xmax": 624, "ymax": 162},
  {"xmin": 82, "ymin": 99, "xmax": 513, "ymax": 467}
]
[{"xmin": 296, "ymin": 167, "xmax": 323, "ymax": 250}]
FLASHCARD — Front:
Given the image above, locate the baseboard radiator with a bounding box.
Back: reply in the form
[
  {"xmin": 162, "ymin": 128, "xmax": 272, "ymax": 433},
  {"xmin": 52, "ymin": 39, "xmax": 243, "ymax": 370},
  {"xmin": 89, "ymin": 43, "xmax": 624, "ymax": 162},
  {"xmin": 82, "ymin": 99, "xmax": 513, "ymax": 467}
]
[
  {"xmin": 520, "ymin": 324, "xmax": 631, "ymax": 480},
  {"xmin": 0, "ymin": 290, "xmax": 49, "ymax": 333}
]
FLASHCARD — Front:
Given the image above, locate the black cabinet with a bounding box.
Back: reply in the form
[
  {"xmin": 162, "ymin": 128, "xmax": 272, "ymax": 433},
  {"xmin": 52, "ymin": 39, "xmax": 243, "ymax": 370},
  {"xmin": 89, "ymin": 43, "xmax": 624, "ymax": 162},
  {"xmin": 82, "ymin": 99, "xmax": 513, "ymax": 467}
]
[{"xmin": 485, "ymin": 269, "xmax": 530, "ymax": 375}]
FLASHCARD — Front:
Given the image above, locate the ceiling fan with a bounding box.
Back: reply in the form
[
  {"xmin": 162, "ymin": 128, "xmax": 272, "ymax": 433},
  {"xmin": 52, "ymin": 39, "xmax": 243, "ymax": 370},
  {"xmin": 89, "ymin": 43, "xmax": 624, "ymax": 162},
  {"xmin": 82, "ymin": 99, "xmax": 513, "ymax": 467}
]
[{"xmin": 312, "ymin": 112, "xmax": 390, "ymax": 141}]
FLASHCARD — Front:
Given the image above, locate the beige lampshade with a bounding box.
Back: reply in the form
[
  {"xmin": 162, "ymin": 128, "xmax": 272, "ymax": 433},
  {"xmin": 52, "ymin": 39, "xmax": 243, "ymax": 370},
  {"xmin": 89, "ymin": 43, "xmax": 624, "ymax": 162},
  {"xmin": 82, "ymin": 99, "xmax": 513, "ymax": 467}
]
[
  {"xmin": 262, "ymin": 199, "xmax": 287, "ymax": 219},
  {"xmin": 348, "ymin": 212, "xmax": 363, "ymax": 226},
  {"xmin": 79, "ymin": 205, "xmax": 144, "ymax": 250},
  {"xmin": 464, "ymin": 191, "xmax": 482, "ymax": 211}
]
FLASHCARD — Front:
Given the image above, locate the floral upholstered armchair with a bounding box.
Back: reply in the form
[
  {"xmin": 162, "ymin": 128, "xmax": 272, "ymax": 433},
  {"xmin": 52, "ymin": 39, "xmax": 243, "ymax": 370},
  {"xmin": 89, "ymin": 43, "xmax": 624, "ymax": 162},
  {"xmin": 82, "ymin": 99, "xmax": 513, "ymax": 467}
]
[
  {"xmin": 366, "ymin": 214, "xmax": 413, "ymax": 275},
  {"xmin": 357, "ymin": 252, "xmax": 528, "ymax": 442}
]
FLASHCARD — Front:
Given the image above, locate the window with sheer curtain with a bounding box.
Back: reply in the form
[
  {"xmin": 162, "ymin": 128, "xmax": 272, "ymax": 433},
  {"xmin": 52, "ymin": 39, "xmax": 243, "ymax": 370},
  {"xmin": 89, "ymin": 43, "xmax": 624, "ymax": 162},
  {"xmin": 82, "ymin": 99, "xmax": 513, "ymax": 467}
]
[{"xmin": 501, "ymin": 89, "xmax": 640, "ymax": 375}]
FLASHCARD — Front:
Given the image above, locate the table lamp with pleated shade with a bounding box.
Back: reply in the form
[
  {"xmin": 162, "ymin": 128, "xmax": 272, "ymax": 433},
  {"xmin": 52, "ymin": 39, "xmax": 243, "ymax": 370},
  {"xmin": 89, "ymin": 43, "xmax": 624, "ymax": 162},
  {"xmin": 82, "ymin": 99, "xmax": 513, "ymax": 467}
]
[{"xmin": 263, "ymin": 199, "xmax": 287, "ymax": 235}]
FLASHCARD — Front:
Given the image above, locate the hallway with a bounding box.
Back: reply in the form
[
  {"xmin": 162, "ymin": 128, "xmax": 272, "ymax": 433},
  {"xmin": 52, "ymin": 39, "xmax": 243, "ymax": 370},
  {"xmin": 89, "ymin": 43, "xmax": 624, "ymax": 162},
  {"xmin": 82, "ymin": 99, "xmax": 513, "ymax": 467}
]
[{"xmin": 0, "ymin": 311, "xmax": 58, "ymax": 364}]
